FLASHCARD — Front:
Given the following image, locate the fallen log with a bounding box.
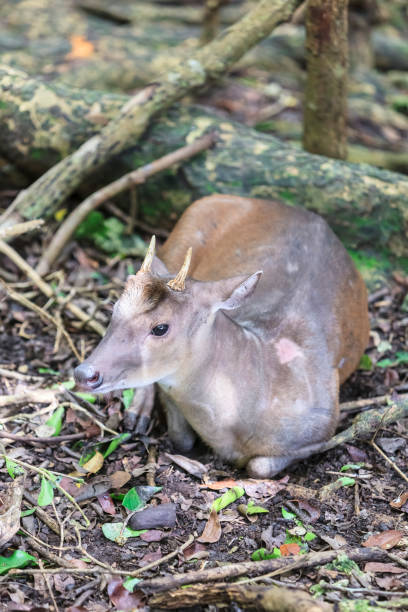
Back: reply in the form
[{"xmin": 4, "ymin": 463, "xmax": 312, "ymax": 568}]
[{"xmin": 1, "ymin": 67, "xmax": 408, "ymax": 257}]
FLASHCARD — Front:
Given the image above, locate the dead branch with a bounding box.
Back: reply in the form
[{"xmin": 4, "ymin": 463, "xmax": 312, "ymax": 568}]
[
  {"xmin": 149, "ymin": 582, "xmax": 332, "ymax": 611},
  {"xmin": 0, "ymin": 238, "xmax": 105, "ymax": 336},
  {"xmin": 0, "ymin": 219, "xmax": 44, "ymax": 240},
  {"xmin": 10, "ymin": 0, "xmax": 302, "ymax": 225},
  {"xmin": 37, "ymin": 132, "xmax": 216, "ymax": 275},
  {"xmin": 136, "ymin": 547, "xmax": 389, "ymax": 594},
  {"xmin": 322, "ymin": 398, "xmax": 408, "ymax": 452}
]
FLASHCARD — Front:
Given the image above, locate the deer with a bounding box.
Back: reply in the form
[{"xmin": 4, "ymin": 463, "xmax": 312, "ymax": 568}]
[{"xmin": 74, "ymin": 195, "xmax": 369, "ymax": 478}]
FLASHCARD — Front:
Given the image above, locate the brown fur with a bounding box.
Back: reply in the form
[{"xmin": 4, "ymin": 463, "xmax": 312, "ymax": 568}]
[{"xmin": 76, "ymin": 195, "xmax": 369, "ymax": 478}]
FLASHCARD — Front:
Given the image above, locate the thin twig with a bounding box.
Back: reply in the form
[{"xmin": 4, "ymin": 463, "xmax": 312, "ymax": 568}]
[
  {"xmin": 370, "ymin": 440, "xmax": 408, "ymax": 484},
  {"xmin": 0, "ymin": 219, "xmax": 44, "ymax": 240},
  {"xmin": 38, "ymin": 558, "xmax": 60, "ymax": 612},
  {"xmin": 0, "ymin": 238, "xmax": 105, "ymax": 336},
  {"xmin": 128, "ymin": 534, "xmax": 194, "ymax": 577},
  {"xmin": 37, "ymin": 132, "xmax": 217, "ymax": 275},
  {"xmin": 340, "ymin": 393, "xmax": 408, "ymax": 412},
  {"xmin": 61, "ymin": 401, "xmax": 119, "ymax": 436},
  {"xmin": 0, "ymin": 430, "xmax": 85, "ymax": 444},
  {"xmin": 0, "ymin": 278, "xmax": 81, "ymax": 360},
  {"xmin": 0, "ymin": 367, "xmax": 43, "ymax": 382}
]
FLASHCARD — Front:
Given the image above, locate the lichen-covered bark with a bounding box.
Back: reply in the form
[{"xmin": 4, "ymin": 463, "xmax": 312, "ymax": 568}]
[
  {"xmin": 303, "ymin": 0, "xmax": 349, "ymax": 159},
  {"xmin": 0, "ymin": 68, "xmax": 408, "ymax": 256},
  {"xmin": 1, "ymin": 66, "xmax": 408, "ymax": 257},
  {"xmin": 8, "ymin": 0, "xmax": 302, "ymax": 223}
]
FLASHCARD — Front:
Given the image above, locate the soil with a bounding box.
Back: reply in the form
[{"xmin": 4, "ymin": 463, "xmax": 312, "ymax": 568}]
[{"xmin": 0, "ymin": 231, "xmax": 407, "ymax": 611}]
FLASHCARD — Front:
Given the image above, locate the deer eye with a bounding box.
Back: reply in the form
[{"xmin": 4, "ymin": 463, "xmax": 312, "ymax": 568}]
[{"xmin": 151, "ymin": 324, "xmax": 169, "ymax": 337}]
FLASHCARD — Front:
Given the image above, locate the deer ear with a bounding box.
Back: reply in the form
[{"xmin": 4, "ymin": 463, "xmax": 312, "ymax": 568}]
[
  {"xmin": 216, "ymin": 271, "xmax": 263, "ymax": 311},
  {"xmin": 150, "ymin": 256, "xmax": 169, "ymax": 277}
]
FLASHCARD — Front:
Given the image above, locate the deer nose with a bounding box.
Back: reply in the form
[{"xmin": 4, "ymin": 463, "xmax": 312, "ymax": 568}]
[{"xmin": 74, "ymin": 363, "xmax": 103, "ymax": 389}]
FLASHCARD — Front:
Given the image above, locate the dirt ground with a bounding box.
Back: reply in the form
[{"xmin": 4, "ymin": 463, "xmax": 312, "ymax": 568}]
[{"xmin": 0, "ymin": 228, "xmax": 407, "ymax": 611}]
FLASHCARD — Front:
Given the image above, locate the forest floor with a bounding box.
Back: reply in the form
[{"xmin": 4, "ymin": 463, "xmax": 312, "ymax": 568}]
[{"xmin": 0, "ymin": 227, "xmax": 407, "ymax": 612}]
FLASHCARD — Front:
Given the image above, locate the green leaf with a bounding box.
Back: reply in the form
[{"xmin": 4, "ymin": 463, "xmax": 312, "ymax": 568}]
[
  {"xmin": 5, "ymin": 457, "xmax": 25, "ymax": 479},
  {"xmin": 326, "ymin": 553, "xmax": 361, "ymax": 575},
  {"xmin": 76, "ymin": 392, "xmax": 96, "ymax": 403},
  {"xmin": 358, "ymin": 354, "xmax": 372, "ymax": 370},
  {"xmin": 284, "ymin": 531, "xmax": 302, "ymax": 545},
  {"xmin": 38, "ymin": 368, "xmax": 60, "ymax": 375},
  {"xmin": 103, "ymin": 433, "xmax": 131, "ymax": 458},
  {"xmin": 20, "ymin": 508, "xmax": 36, "ymax": 518},
  {"xmin": 338, "ymin": 476, "xmax": 356, "ymax": 487},
  {"xmin": 251, "ymin": 547, "xmax": 281, "ymax": 561},
  {"xmin": 246, "ymin": 500, "xmax": 269, "ymax": 515},
  {"xmin": 45, "ymin": 406, "xmax": 65, "ymax": 436},
  {"xmin": 122, "ymin": 488, "xmax": 144, "ymax": 511},
  {"xmin": 0, "ymin": 550, "xmax": 38, "ymax": 575},
  {"xmin": 123, "ymin": 577, "xmax": 141, "ymax": 592},
  {"xmin": 122, "ymin": 389, "xmax": 135, "ymax": 411},
  {"xmin": 304, "ymin": 531, "xmax": 317, "ymax": 542},
  {"xmin": 101, "ymin": 522, "xmax": 146, "ymax": 544},
  {"xmin": 211, "ymin": 486, "xmax": 245, "ymax": 512},
  {"xmin": 340, "ymin": 463, "xmax": 364, "ymax": 472},
  {"xmin": 376, "ymin": 358, "xmax": 394, "ymax": 369},
  {"xmin": 281, "ymin": 507, "xmax": 296, "ymax": 520},
  {"xmin": 37, "ymin": 477, "xmax": 54, "ymax": 507}
]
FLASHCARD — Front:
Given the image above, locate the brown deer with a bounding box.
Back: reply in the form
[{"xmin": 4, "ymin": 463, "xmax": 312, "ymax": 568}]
[{"xmin": 74, "ymin": 195, "xmax": 369, "ymax": 477}]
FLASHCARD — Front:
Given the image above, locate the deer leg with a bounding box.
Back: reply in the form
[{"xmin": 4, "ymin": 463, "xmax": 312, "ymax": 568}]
[
  {"xmin": 159, "ymin": 391, "xmax": 196, "ymax": 452},
  {"xmin": 123, "ymin": 384, "xmax": 155, "ymax": 434}
]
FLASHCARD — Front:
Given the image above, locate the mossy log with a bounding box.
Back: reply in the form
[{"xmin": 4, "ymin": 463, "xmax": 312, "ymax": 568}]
[{"xmin": 1, "ymin": 66, "xmax": 408, "ymax": 257}]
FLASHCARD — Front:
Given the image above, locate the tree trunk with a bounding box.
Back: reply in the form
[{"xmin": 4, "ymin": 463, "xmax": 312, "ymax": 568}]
[
  {"xmin": 1, "ymin": 67, "xmax": 408, "ymax": 258},
  {"xmin": 303, "ymin": 0, "xmax": 349, "ymax": 159}
]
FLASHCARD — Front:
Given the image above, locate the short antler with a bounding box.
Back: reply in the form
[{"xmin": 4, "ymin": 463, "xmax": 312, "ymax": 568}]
[
  {"xmin": 167, "ymin": 247, "xmax": 192, "ymax": 291},
  {"xmin": 140, "ymin": 235, "xmax": 156, "ymax": 273}
]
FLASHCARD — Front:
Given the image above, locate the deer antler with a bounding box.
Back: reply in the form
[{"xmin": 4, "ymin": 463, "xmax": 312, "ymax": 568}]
[
  {"xmin": 139, "ymin": 235, "xmax": 156, "ymax": 273},
  {"xmin": 167, "ymin": 247, "xmax": 192, "ymax": 291}
]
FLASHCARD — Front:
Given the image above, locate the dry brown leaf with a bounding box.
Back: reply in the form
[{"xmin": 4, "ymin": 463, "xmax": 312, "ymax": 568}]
[
  {"xmin": 364, "ymin": 562, "xmax": 406, "ymax": 574},
  {"xmin": 390, "ymin": 491, "xmax": 408, "ymax": 509},
  {"xmin": 183, "ymin": 541, "xmax": 209, "ymax": 561},
  {"xmin": 165, "ymin": 453, "xmax": 207, "ymax": 479},
  {"xmin": 363, "ymin": 530, "xmax": 404, "ymax": 550},
  {"xmin": 107, "ymin": 577, "xmax": 145, "ymax": 611},
  {"xmin": 140, "ymin": 530, "xmax": 164, "ymax": 542},
  {"xmin": 200, "ymin": 479, "xmax": 238, "ymax": 490},
  {"xmin": 66, "ymin": 35, "xmax": 95, "ymax": 60},
  {"xmin": 0, "ymin": 477, "xmax": 24, "ymax": 547},
  {"xmin": 198, "ymin": 509, "xmax": 222, "ymax": 543},
  {"xmin": 82, "ymin": 451, "xmax": 104, "ymax": 474},
  {"xmin": 375, "ymin": 575, "xmax": 404, "ymax": 590},
  {"xmin": 97, "ymin": 493, "xmax": 116, "ymax": 515},
  {"xmin": 109, "ymin": 470, "xmax": 131, "ymax": 489},
  {"xmin": 240, "ymin": 476, "xmax": 289, "ymax": 499},
  {"xmin": 296, "ymin": 499, "xmax": 320, "ymax": 522}
]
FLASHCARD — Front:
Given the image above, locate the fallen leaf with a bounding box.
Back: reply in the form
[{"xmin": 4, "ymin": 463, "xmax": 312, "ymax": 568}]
[
  {"xmin": 82, "ymin": 451, "xmax": 104, "ymax": 474},
  {"xmin": 140, "ymin": 530, "xmax": 163, "ymax": 542},
  {"xmin": 363, "ymin": 530, "xmax": 403, "ymax": 550},
  {"xmin": 165, "ymin": 453, "xmax": 207, "ymax": 479},
  {"xmin": 59, "ymin": 477, "xmax": 82, "ymax": 497},
  {"xmin": 107, "ymin": 577, "xmax": 145, "ymax": 611},
  {"xmin": 66, "ymin": 35, "xmax": 95, "ymax": 60},
  {"xmin": 198, "ymin": 509, "xmax": 222, "ymax": 543},
  {"xmin": 0, "ymin": 477, "xmax": 24, "ymax": 547},
  {"xmin": 280, "ymin": 543, "xmax": 300, "ymax": 556},
  {"xmin": 97, "ymin": 493, "xmax": 116, "ymax": 515},
  {"xmin": 390, "ymin": 491, "xmax": 408, "ymax": 509},
  {"xmin": 200, "ymin": 479, "xmax": 238, "ymax": 490},
  {"xmin": 378, "ymin": 437, "xmax": 405, "ymax": 454},
  {"xmin": 318, "ymin": 533, "xmax": 347, "ymax": 550},
  {"xmin": 240, "ymin": 477, "xmax": 289, "ymax": 499},
  {"xmin": 261, "ymin": 525, "xmax": 285, "ymax": 550},
  {"xmin": 183, "ymin": 541, "xmax": 209, "ymax": 561},
  {"xmin": 212, "ymin": 486, "xmax": 245, "ymax": 512},
  {"xmin": 364, "ymin": 562, "xmax": 406, "ymax": 574},
  {"xmin": 139, "ymin": 549, "xmax": 162, "ymax": 565},
  {"xmin": 375, "ymin": 575, "xmax": 404, "ymax": 590},
  {"xmin": 296, "ymin": 499, "xmax": 320, "ymax": 522},
  {"xmin": 54, "ymin": 573, "xmax": 75, "ymax": 593},
  {"xmin": 345, "ymin": 445, "xmax": 368, "ymax": 463}
]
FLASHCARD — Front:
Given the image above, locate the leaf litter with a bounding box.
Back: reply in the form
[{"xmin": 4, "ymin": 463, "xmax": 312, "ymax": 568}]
[{"xmin": 0, "ymin": 228, "xmax": 408, "ymax": 610}]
